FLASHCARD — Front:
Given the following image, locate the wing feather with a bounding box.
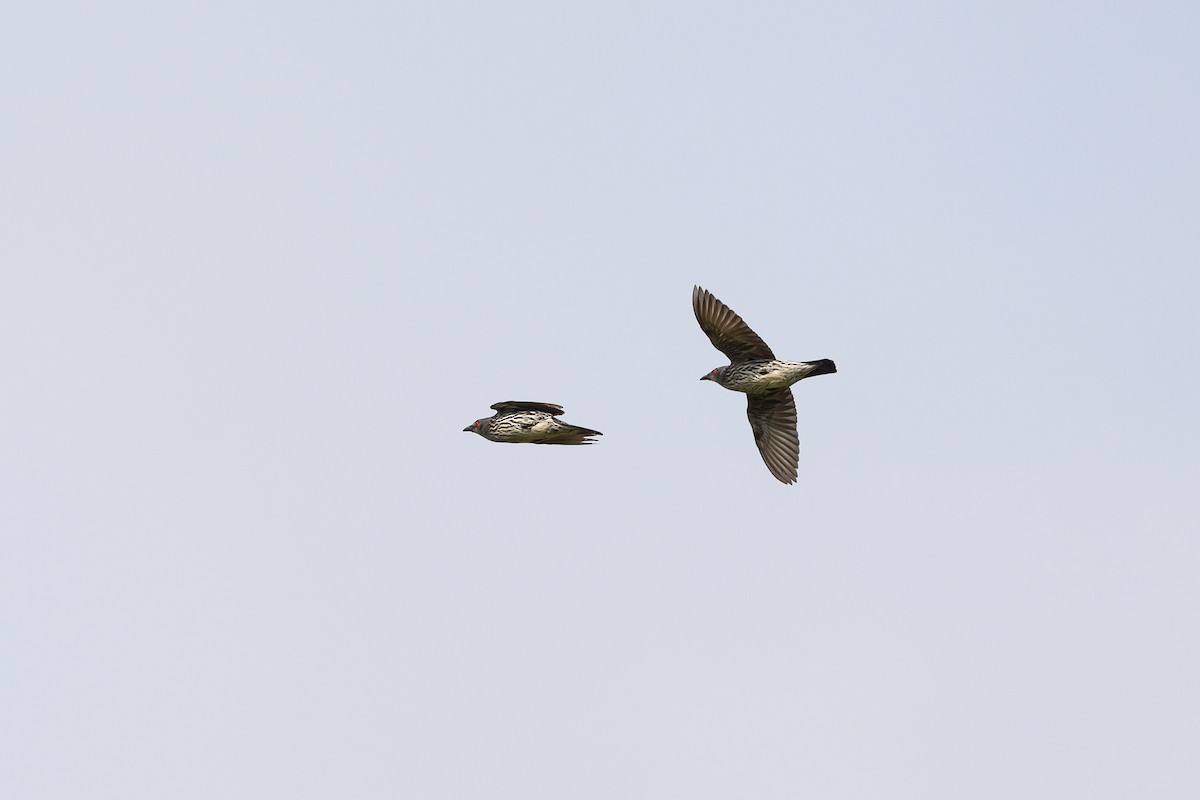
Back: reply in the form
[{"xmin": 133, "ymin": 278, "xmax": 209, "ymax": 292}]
[
  {"xmin": 693, "ymin": 286, "xmax": 776, "ymax": 362},
  {"xmin": 746, "ymin": 389, "xmax": 800, "ymax": 484},
  {"xmin": 489, "ymin": 401, "xmax": 565, "ymax": 416}
]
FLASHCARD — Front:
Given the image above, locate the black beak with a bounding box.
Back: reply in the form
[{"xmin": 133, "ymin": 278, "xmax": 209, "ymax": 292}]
[{"xmin": 462, "ymin": 426, "xmax": 472, "ymax": 432}]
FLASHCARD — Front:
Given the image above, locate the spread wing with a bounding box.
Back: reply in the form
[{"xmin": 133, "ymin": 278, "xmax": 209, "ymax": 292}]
[
  {"xmin": 489, "ymin": 401, "xmax": 565, "ymax": 416},
  {"xmin": 693, "ymin": 285, "xmax": 776, "ymax": 362},
  {"xmin": 746, "ymin": 389, "xmax": 799, "ymax": 484}
]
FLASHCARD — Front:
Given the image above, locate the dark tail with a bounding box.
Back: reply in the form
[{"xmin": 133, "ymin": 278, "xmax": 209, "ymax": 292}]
[{"xmin": 806, "ymin": 358, "xmax": 837, "ymax": 377}]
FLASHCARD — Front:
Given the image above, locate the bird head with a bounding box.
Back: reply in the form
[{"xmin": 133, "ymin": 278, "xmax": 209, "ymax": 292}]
[
  {"xmin": 700, "ymin": 366, "xmax": 724, "ymax": 383},
  {"xmin": 463, "ymin": 419, "xmax": 487, "ymax": 435}
]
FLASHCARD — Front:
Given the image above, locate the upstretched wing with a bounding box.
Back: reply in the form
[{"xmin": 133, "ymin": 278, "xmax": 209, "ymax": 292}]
[
  {"xmin": 490, "ymin": 401, "xmax": 565, "ymax": 416},
  {"xmin": 746, "ymin": 389, "xmax": 799, "ymax": 484},
  {"xmin": 692, "ymin": 285, "xmax": 776, "ymax": 362}
]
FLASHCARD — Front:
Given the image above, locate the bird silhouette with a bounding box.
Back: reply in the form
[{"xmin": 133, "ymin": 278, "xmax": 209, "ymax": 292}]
[
  {"xmin": 693, "ymin": 285, "xmax": 836, "ymax": 483},
  {"xmin": 464, "ymin": 401, "xmax": 602, "ymax": 445}
]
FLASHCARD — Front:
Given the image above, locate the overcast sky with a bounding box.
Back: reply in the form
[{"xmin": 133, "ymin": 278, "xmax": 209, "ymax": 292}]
[{"xmin": 2, "ymin": 2, "xmax": 1198, "ymax": 798}]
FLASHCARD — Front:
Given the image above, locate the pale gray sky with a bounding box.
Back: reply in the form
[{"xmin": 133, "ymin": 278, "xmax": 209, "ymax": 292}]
[{"xmin": 2, "ymin": 2, "xmax": 1198, "ymax": 798}]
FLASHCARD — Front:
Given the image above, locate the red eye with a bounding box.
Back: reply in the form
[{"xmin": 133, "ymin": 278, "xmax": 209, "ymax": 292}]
[{"xmin": 711, "ymin": 369, "xmax": 718, "ymax": 375}]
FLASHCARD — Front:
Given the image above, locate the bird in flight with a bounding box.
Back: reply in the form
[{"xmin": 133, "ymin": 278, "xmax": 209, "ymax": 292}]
[
  {"xmin": 693, "ymin": 285, "xmax": 836, "ymax": 484},
  {"xmin": 463, "ymin": 401, "xmax": 603, "ymax": 445}
]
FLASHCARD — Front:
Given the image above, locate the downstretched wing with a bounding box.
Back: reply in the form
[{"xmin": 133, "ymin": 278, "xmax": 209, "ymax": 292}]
[
  {"xmin": 490, "ymin": 401, "xmax": 565, "ymax": 416},
  {"xmin": 692, "ymin": 286, "xmax": 776, "ymax": 362},
  {"xmin": 533, "ymin": 422, "xmax": 603, "ymax": 445},
  {"xmin": 746, "ymin": 389, "xmax": 799, "ymax": 484}
]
